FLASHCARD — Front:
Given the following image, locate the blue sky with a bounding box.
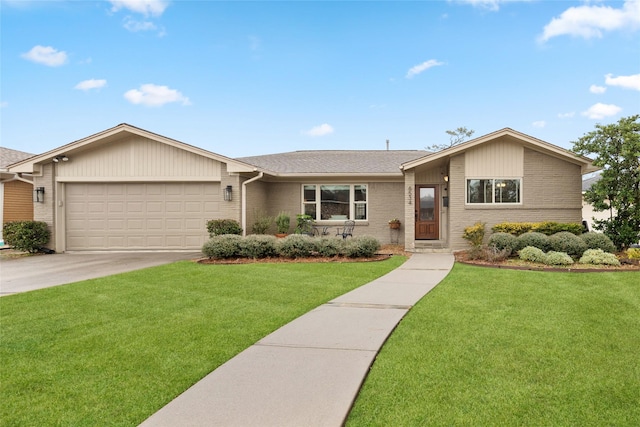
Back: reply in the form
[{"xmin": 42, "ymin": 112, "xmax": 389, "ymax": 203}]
[{"xmin": 1, "ymin": 0, "xmax": 639, "ymax": 158}]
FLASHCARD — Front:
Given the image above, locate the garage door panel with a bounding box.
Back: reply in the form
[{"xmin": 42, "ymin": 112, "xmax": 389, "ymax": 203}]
[{"xmin": 66, "ymin": 183, "xmax": 219, "ymax": 250}]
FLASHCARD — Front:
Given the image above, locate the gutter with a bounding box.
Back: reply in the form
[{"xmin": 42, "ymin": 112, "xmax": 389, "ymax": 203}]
[{"xmin": 241, "ymin": 172, "xmax": 264, "ymax": 236}]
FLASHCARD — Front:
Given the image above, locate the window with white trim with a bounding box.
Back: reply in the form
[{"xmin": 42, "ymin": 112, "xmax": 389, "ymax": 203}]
[
  {"xmin": 303, "ymin": 184, "xmax": 367, "ymax": 220},
  {"xmin": 466, "ymin": 178, "xmax": 521, "ymax": 204}
]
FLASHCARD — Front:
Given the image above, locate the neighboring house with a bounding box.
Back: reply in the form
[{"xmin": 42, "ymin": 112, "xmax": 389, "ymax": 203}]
[
  {"xmin": 581, "ymin": 173, "xmax": 614, "ymax": 231},
  {"xmin": 1, "ymin": 147, "xmax": 35, "ymax": 245},
  {"xmin": 7, "ymin": 124, "xmax": 597, "ymax": 253}
]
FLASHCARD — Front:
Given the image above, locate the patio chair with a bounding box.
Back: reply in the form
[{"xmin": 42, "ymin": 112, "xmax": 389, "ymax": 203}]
[{"xmin": 336, "ymin": 220, "xmax": 355, "ymax": 239}]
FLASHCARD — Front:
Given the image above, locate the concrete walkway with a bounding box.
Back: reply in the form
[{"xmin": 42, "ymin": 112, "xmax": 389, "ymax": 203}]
[{"xmin": 140, "ymin": 253, "xmax": 454, "ymax": 427}]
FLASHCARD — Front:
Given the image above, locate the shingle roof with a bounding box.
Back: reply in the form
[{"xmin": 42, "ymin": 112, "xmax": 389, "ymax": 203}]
[
  {"xmin": 0, "ymin": 147, "xmax": 35, "ymax": 169},
  {"xmin": 582, "ymin": 174, "xmax": 601, "ymax": 192},
  {"xmin": 236, "ymin": 150, "xmax": 429, "ymax": 174}
]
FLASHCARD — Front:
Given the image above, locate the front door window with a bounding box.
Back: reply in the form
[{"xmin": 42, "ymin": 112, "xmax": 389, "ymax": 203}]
[{"xmin": 415, "ymin": 185, "xmax": 439, "ymax": 239}]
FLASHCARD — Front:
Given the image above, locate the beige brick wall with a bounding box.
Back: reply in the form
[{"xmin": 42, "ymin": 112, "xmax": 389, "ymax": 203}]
[
  {"xmin": 448, "ymin": 149, "xmax": 583, "ymax": 250},
  {"xmin": 33, "ymin": 163, "xmax": 56, "ymax": 249},
  {"xmin": 262, "ymin": 180, "xmax": 405, "ymax": 244}
]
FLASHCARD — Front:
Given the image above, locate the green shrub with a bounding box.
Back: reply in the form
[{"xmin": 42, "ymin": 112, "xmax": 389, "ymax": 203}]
[
  {"xmin": 548, "ymin": 232, "xmax": 587, "ymax": 257},
  {"xmin": 251, "ymin": 211, "xmax": 273, "ymax": 235},
  {"xmin": 626, "ymin": 248, "xmax": 640, "ymax": 259},
  {"xmin": 239, "ymin": 235, "xmax": 277, "ymax": 258},
  {"xmin": 276, "ymin": 234, "xmax": 317, "ymax": 258},
  {"xmin": 579, "ymin": 249, "xmax": 621, "ymax": 266},
  {"xmin": 202, "ymin": 234, "xmax": 243, "ymax": 259},
  {"xmin": 206, "ymin": 219, "xmax": 242, "ymax": 237},
  {"xmin": 544, "ymin": 251, "xmax": 574, "ymax": 266},
  {"xmin": 2, "ymin": 221, "xmax": 50, "ymax": 253},
  {"xmin": 295, "ymin": 214, "xmax": 314, "ymax": 235},
  {"xmin": 516, "ymin": 232, "xmax": 550, "ymax": 252},
  {"xmin": 462, "ymin": 222, "xmax": 485, "ymax": 247},
  {"xmin": 315, "ymin": 237, "xmax": 345, "ymax": 257},
  {"xmin": 275, "ymin": 212, "xmax": 291, "ymax": 234},
  {"xmin": 492, "ymin": 221, "xmax": 583, "ymax": 236},
  {"xmin": 519, "ymin": 246, "xmax": 547, "ymax": 263},
  {"xmin": 579, "ymin": 232, "xmax": 616, "ymax": 253},
  {"xmin": 344, "ymin": 236, "xmax": 381, "ymax": 258},
  {"xmin": 487, "ymin": 232, "xmax": 518, "ymax": 255}
]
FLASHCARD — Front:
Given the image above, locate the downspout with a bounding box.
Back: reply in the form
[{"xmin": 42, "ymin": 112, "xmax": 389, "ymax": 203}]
[{"xmin": 241, "ymin": 171, "xmax": 264, "ymax": 236}]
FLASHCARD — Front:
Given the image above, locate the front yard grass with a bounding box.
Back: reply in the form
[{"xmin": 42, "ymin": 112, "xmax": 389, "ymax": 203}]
[
  {"xmin": 0, "ymin": 257, "xmax": 405, "ymax": 427},
  {"xmin": 348, "ymin": 264, "xmax": 640, "ymax": 426}
]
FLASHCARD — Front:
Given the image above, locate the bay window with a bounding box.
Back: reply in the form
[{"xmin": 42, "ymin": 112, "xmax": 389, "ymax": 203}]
[{"xmin": 303, "ymin": 184, "xmax": 367, "ymax": 220}]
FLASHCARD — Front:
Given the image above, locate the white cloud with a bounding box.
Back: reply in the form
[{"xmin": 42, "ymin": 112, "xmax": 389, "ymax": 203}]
[
  {"xmin": 21, "ymin": 45, "xmax": 68, "ymax": 67},
  {"xmin": 450, "ymin": 0, "xmax": 531, "ymax": 12},
  {"xmin": 558, "ymin": 112, "xmax": 575, "ymax": 119},
  {"xmin": 303, "ymin": 124, "xmax": 334, "ymax": 137},
  {"xmin": 581, "ymin": 103, "xmax": 622, "ymax": 119},
  {"xmin": 532, "ymin": 120, "xmax": 546, "ymax": 128},
  {"xmin": 589, "ymin": 84, "xmax": 607, "ymax": 94},
  {"xmin": 406, "ymin": 59, "xmax": 444, "ymax": 79},
  {"xmin": 605, "ymin": 73, "xmax": 640, "ymax": 91},
  {"xmin": 74, "ymin": 79, "xmax": 107, "ymax": 91},
  {"xmin": 0, "ymin": 101, "xmax": 8, "ymax": 108},
  {"xmin": 123, "ymin": 16, "xmax": 157, "ymax": 32},
  {"xmin": 109, "ymin": 0, "xmax": 169, "ymax": 17},
  {"xmin": 539, "ymin": 0, "xmax": 640, "ymax": 43},
  {"xmin": 124, "ymin": 84, "xmax": 190, "ymax": 107}
]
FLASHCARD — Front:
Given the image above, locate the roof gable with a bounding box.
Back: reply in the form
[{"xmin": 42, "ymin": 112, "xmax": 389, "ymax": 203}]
[
  {"xmin": 402, "ymin": 128, "xmax": 598, "ymax": 174},
  {"xmin": 7, "ymin": 123, "xmax": 256, "ymax": 174}
]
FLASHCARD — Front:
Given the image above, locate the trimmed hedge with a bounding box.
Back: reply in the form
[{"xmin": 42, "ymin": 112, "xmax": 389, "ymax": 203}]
[
  {"xmin": 492, "ymin": 221, "xmax": 583, "ymax": 236},
  {"xmin": 2, "ymin": 221, "xmax": 50, "ymax": 253},
  {"xmin": 516, "ymin": 232, "xmax": 550, "ymax": 252},
  {"xmin": 487, "ymin": 232, "xmax": 518, "ymax": 255},
  {"xmin": 201, "ymin": 234, "xmax": 383, "ymax": 260},
  {"xmin": 579, "ymin": 232, "xmax": 616, "ymax": 253},
  {"xmin": 462, "ymin": 222, "xmax": 485, "ymax": 247},
  {"xmin": 548, "ymin": 232, "xmax": 587, "ymax": 257},
  {"xmin": 206, "ymin": 219, "xmax": 243, "ymax": 237},
  {"xmin": 545, "ymin": 251, "xmax": 575, "ymax": 266}
]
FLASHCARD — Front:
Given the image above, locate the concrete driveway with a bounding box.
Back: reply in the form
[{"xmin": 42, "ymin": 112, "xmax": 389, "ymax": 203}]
[{"xmin": 0, "ymin": 252, "xmax": 200, "ymax": 296}]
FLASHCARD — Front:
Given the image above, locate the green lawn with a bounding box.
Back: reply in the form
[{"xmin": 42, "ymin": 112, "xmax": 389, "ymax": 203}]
[
  {"xmin": 0, "ymin": 257, "xmax": 405, "ymax": 427},
  {"xmin": 348, "ymin": 264, "xmax": 640, "ymax": 426}
]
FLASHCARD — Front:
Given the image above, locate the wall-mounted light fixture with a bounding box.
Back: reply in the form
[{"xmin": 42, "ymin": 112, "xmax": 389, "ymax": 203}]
[
  {"xmin": 224, "ymin": 185, "xmax": 233, "ymax": 202},
  {"xmin": 52, "ymin": 155, "xmax": 69, "ymax": 163},
  {"xmin": 443, "ymin": 175, "xmax": 449, "ymax": 182},
  {"xmin": 33, "ymin": 187, "xmax": 45, "ymax": 203}
]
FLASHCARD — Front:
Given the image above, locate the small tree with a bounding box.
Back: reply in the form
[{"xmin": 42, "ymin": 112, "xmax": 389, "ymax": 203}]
[
  {"xmin": 572, "ymin": 115, "xmax": 640, "ymax": 249},
  {"xmin": 426, "ymin": 126, "xmax": 475, "ymax": 152}
]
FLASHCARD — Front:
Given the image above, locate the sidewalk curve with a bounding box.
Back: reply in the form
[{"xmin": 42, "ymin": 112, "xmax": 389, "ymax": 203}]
[{"xmin": 140, "ymin": 253, "xmax": 454, "ymax": 427}]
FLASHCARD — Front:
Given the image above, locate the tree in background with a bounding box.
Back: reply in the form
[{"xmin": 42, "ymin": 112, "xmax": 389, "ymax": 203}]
[
  {"xmin": 572, "ymin": 115, "xmax": 640, "ymax": 250},
  {"xmin": 426, "ymin": 126, "xmax": 475, "ymax": 152}
]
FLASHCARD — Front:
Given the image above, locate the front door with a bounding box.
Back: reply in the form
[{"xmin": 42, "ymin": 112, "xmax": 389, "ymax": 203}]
[{"xmin": 415, "ymin": 185, "xmax": 439, "ymax": 240}]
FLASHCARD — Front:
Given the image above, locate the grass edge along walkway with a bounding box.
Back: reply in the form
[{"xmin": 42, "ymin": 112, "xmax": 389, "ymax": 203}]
[
  {"xmin": 347, "ymin": 263, "xmax": 640, "ymax": 426},
  {"xmin": 0, "ymin": 256, "xmax": 406, "ymax": 427}
]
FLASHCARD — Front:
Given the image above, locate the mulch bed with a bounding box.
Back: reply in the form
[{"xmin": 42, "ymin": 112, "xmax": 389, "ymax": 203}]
[
  {"xmin": 196, "ymin": 245, "xmax": 410, "ymax": 265},
  {"xmin": 454, "ymin": 250, "xmax": 640, "ymax": 272}
]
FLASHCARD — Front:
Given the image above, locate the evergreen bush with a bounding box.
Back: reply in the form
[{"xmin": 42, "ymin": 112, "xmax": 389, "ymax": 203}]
[
  {"xmin": 206, "ymin": 219, "xmax": 243, "ymax": 237},
  {"xmin": 315, "ymin": 237, "xmax": 345, "ymax": 257},
  {"xmin": 579, "ymin": 249, "xmax": 620, "ymax": 266},
  {"xmin": 202, "ymin": 234, "xmax": 243, "ymax": 258},
  {"xmin": 239, "ymin": 235, "xmax": 277, "ymax": 258},
  {"xmin": 462, "ymin": 222, "xmax": 485, "ymax": 247},
  {"xmin": 276, "ymin": 234, "xmax": 317, "ymax": 258},
  {"xmin": 519, "ymin": 246, "xmax": 547, "ymax": 263},
  {"xmin": 579, "ymin": 232, "xmax": 616, "ymax": 253},
  {"xmin": 548, "ymin": 231, "xmax": 587, "ymax": 257},
  {"xmin": 516, "ymin": 232, "xmax": 550, "ymax": 252},
  {"xmin": 2, "ymin": 221, "xmax": 50, "ymax": 253},
  {"xmin": 487, "ymin": 232, "xmax": 518, "ymax": 255},
  {"xmin": 344, "ymin": 236, "xmax": 380, "ymax": 258},
  {"xmin": 544, "ymin": 251, "xmax": 574, "ymax": 266}
]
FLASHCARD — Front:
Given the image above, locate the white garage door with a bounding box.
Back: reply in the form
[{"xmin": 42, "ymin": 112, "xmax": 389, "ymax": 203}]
[{"xmin": 66, "ymin": 183, "xmax": 219, "ymax": 250}]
